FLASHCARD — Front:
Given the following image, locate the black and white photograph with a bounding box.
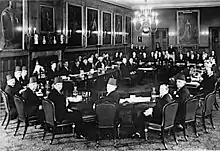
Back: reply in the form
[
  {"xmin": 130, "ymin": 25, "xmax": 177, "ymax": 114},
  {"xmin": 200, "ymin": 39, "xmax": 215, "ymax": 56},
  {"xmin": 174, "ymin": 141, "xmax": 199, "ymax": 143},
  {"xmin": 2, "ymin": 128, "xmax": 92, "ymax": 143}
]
[{"xmin": 1, "ymin": 0, "xmax": 220, "ymax": 151}]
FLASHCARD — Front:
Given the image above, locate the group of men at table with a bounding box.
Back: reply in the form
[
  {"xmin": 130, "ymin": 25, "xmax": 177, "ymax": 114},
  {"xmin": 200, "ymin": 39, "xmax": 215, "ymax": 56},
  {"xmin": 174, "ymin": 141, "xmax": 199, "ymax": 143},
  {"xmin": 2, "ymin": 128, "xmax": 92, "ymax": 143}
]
[{"xmin": 3, "ymin": 54, "xmax": 217, "ymax": 139}]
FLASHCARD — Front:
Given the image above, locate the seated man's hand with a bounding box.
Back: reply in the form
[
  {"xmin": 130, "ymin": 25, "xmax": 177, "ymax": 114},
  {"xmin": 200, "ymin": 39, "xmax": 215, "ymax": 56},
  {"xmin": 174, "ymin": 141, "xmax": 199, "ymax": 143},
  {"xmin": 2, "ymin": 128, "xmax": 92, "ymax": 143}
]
[
  {"xmin": 39, "ymin": 105, "xmax": 43, "ymax": 110},
  {"xmin": 67, "ymin": 108, "xmax": 73, "ymax": 112}
]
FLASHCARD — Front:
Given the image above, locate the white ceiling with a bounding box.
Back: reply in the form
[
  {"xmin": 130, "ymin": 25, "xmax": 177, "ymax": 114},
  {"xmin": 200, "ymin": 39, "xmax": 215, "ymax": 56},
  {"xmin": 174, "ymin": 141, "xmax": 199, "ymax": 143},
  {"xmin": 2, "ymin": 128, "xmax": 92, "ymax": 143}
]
[{"xmin": 101, "ymin": 0, "xmax": 220, "ymax": 9}]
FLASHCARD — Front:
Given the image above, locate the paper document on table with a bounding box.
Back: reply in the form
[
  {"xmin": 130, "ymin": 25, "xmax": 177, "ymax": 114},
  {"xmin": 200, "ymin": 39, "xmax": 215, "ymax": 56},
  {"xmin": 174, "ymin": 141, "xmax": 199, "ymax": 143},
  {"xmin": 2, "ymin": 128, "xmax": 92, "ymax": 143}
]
[
  {"xmin": 138, "ymin": 67, "xmax": 154, "ymax": 71},
  {"xmin": 143, "ymin": 108, "xmax": 153, "ymax": 116},
  {"xmin": 186, "ymin": 81, "xmax": 200, "ymax": 87}
]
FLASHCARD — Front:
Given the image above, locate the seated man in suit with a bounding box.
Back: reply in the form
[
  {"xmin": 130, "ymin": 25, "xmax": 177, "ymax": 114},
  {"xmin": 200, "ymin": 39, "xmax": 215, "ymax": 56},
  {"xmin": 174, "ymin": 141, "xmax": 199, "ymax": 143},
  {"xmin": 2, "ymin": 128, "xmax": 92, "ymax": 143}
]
[
  {"xmin": 80, "ymin": 57, "xmax": 92, "ymax": 72},
  {"xmin": 95, "ymin": 78, "xmax": 120, "ymax": 105},
  {"xmin": 133, "ymin": 84, "xmax": 173, "ymax": 138},
  {"xmin": 59, "ymin": 60, "xmax": 71, "ymax": 76},
  {"xmin": 95, "ymin": 56, "xmax": 106, "ymax": 69},
  {"xmin": 22, "ymin": 77, "xmax": 44, "ymax": 123},
  {"xmin": 71, "ymin": 59, "xmax": 80, "ymax": 74},
  {"xmin": 47, "ymin": 61, "xmax": 59, "ymax": 80},
  {"xmin": 48, "ymin": 77, "xmax": 85, "ymax": 138},
  {"xmin": 120, "ymin": 57, "xmax": 139, "ymax": 85},
  {"xmin": 21, "ymin": 66, "xmax": 28, "ymax": 87},
  {"xmin": 198, "ymin": 61, "xmax": 217, "ymax": 96},
  {"xmin": 173, "ymin": 74, "xmax": 190, "ymax": 127},
  {"xmin": 4, "ymin": 75, "xmax": 18, "ymax": 119}
]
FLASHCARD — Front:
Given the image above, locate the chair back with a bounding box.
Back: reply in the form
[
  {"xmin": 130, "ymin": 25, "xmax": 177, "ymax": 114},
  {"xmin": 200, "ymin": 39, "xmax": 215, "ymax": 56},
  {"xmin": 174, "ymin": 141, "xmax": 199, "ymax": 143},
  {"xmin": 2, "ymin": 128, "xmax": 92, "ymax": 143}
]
[
  {"xmin": 42, "ymin": 99, "xmax": 56, "ymax": 126},
  {"xmin": 14, "ymin": 95, "xmax": 26, "ymax": 121},
  {"xmin": 96, "ymin": 102, "xmax": 117, "ymax": 128},
  {"xmin": 161, "ymin": 101, "xmax": 179, "ymax": 129},
  {"xmin": 213, "ymin": 78, "xmax": 220, "ymax": 93},
  {"xmin": 204, "ymin": 92, "xmax": 216, "ymax": 116},
  {"xmin": 0, "ymin": 88, "xmax": 10, "ymax": 114},
  {"xmin": 184, "ymin": 98, "xmax": 199, "ymax": 122}
]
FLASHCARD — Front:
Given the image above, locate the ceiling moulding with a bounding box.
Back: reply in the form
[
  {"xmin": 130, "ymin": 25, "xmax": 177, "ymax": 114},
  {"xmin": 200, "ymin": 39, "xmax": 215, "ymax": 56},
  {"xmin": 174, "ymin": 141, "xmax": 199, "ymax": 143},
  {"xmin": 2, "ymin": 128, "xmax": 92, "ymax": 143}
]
[
  {"xmin": 100, "ymin": 0, "xmax": 132, "ymax": 9},
  {"xmin": 132, "ymin": 1, "xmax": 220, "ymax": 9}
]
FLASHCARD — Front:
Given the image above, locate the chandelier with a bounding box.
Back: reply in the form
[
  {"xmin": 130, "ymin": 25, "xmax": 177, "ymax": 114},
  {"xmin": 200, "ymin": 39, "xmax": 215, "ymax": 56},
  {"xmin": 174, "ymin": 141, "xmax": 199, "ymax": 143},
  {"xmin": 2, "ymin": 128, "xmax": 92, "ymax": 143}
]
[{"xmin": 133, "ymin": 5, "xmax": 159, "ymax": 33}]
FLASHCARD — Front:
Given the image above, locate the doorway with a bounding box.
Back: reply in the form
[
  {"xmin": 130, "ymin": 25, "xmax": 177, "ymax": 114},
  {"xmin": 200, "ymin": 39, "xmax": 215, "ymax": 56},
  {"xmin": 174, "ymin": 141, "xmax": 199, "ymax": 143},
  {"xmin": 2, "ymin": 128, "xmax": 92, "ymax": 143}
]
[
  {"xmin": 209, "ymin": 27, "xmax": 220, "ymax": 51},
  {"xmin": 151, "ymin": 28, "xmax": 169, "ymax": 51}
]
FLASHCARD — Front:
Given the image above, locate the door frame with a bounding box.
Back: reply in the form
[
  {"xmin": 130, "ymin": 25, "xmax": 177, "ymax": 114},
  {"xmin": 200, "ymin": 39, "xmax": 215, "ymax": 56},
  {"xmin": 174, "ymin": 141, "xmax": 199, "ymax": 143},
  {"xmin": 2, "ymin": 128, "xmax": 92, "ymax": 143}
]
[
  {"xmin": 151, "ymin": 28, "xmax": 169, "ymax": 51},
  {"xmin": 209, "ymin": 27, "xmax": 220, "ymax": 51}
]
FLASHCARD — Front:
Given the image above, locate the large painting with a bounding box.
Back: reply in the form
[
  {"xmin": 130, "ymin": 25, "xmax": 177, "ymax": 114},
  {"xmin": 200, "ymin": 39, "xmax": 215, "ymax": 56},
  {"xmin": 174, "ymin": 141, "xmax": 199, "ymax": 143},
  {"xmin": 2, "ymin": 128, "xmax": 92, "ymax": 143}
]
[
  {"xmin": 40, "ymin": 5, "xmax": 54, "ymax": 32},
  {"xmin": 115, "ymin": 14, "xmax": 122, "ymax": 45},
  {"xmin": 68, "ymin": 4, "xmax": 82, "ymax": 47},
  {"xmin": 125, "ymin": 16, "xmax": 132, "ymax": 44},
  {"xmin": 177, "ymin": 10, "xmax": 200, "ymax": 45},
  {"xmin": 87, "ymin": 8, "xmax": 99, "ymax": 46},
  {"xmin": 102, "ymin": 11, "xmax": 111, "ymax": 45},
  {"xmin": 0, "ymin": 0, "xmax": 23, "ymax": 49}
]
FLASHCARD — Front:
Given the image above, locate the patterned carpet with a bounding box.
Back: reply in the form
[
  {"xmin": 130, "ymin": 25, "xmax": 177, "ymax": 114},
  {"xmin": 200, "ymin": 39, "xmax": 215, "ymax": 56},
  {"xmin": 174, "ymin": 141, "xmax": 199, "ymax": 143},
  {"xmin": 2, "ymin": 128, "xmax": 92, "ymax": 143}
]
[{"xmin": 1, "ymin": 83, "xmax": 220, "ymax": 150}]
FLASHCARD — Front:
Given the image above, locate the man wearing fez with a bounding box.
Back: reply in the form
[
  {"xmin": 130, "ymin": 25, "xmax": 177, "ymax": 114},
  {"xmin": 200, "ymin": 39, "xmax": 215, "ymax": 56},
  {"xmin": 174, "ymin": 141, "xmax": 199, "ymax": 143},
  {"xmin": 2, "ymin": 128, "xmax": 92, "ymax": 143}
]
[
  {"xmin": 4, "ymin": 74, "xmax": 17, "ymax": 119},
  {"xmin": 96, "ymin": 78, "xmax": 120, "ymax": 105},
  {"xmin": 173, "ymin": 74, "xmax": 190, "ymax": 127},
  {"xmin": 48, "ymin": 77, "xmax": 85, "ymax": 139},
  {"xmin": 133, "ymin": 84, "xmax": 173, "ymax": 138},
  {"xmin": 14, "ymin": 66, "xmax": 22, "ymax": 93},
  {"xmin": 21, "ymin": 66, "xmax": 28, "ymax": 87},
  {"xmin": 22, "ymin": 77, "xmax": 44, "ymax": 123}
]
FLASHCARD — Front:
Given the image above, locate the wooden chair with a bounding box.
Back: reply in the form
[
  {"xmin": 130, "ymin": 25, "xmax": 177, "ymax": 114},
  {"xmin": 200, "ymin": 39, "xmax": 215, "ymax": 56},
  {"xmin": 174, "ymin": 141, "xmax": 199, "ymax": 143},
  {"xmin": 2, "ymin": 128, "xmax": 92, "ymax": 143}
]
[
  {"xmin": 196, "ymin": 92, "xmax": 216, "ymax": 133},
  {"xmin": 0, "ymin": 88, "xmax": 14, "ymax": 129},
  {"xmin": 95, "ymin": 102, "xmax": 119, "ymax": 148},
  {"xmin": 42, "ymin": 99, "xmax": 75, "ymax": 144},
  {"xmin": 213, "ymin": 79, "xmax": 220, "ymax": 110},
  {"xmin": 181, "ymin": 98, "xmax": 199, "ymax": 141},
  {"xmin": 14, "ymin": 95, "xmax": 39, "ymax": 139},
  {"xmin": 145, "ymin": 101, "xmax": 179, "ymax": 150}
]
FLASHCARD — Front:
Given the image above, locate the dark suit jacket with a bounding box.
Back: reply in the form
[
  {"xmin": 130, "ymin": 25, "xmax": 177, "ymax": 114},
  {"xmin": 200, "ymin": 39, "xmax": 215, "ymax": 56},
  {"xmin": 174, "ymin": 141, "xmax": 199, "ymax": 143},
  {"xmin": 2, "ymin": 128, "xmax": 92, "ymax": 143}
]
[
  {"xmin": 152, "ymin": 93, "xmax": 173, "ymax": 124},
  {"xmin": 59, "ymin": 67, "xmax": 71, "ymax": 76},
  {"xmin": 48, "ymin": 89, "xmax": 68, "ymax": 122},
  {"xmin": 120, "ymin": 63, "xmax": 130, "ymax": 78},
  {"xmin": 128, "ymin": 62, "xmax": 137, "ymax": 73},
  {"xmin": 5, "ymin": 85, "xmax": 17, "ymax": 109},
  {"xmin": 47, "ymin": 68, "xmax": 59, "ymax": 80},
  {"xmin": 21, "ymin": 76, "xmax": 28, "ymax": 87},
  {"xmin": 80, "ymin": 63, "xmax": 92, "ymax": 72},
  {"xmin": 14, "ymin": 78, "xmax": 22, "ymax": 94},
  {"xmin": 71, "ymin": 63, "xmax": 80, "ymax": 74},
  {"xmin": 97, "ymin": 91, "xmax": 120, "ymax": 105},
  {"xmin": 175, "ymin": 85, "xmax": 190, "ymax": 122},
  {"xmin": 22, "ymin": 88, "xmax": 42, "ymax": 116},
  {"xmin": 200, "ymin": 74, "xmax": 217, "ymax": 96}
]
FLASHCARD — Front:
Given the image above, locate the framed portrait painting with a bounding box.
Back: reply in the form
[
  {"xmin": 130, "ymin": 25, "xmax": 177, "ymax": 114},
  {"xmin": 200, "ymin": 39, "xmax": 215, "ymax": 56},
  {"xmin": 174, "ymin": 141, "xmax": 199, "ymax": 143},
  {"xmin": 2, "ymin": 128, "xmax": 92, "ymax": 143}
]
[
  {"xmin": 86, "ymin": 8, "xmax": 99, "ymax": 46},
  {"xmin": 67, "ymin": 3, "xmax": 82, "ymax": 47},
  {"xmin": 114, "ymin": 14, "xmax": 122, "ymax": 45},
  {"xmin": 40, "ymin": 5, "xmax": 54, "ymax": 32},
  {"xmin": 102, "ymin": 11, "xmax": 112, "ymax": 45},
  {"xmin": 125, "ymin": 16, "xmax": 132, "ymax": 44},
  {"xmin": 0, "ymin": 0, "xmax": 23, "ymax": 49},
  {"xmin": 177, "ymin": 10, "xmax": 200, "ymax": 45}
]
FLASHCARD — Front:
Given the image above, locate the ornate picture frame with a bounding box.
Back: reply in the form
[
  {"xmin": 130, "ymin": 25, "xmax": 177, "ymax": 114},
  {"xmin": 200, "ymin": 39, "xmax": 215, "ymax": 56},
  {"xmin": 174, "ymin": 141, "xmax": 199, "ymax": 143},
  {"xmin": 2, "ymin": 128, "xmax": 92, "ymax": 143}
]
[
  {"xmin": 67, "ymin": 3, "xmax": 83, "ymax": 47},
  {"xmin": 177, "ymin": 10, "xmax": 200, "ymax": 46},
  {"xmin": 86, "ymin": 7, "xmax": 99, "ymax": 46},
  {"xmin": 102, "ymin": 11, "xmax": 112, "ymax": 45},
  {"xmin": 40, "ymin": 5, "xmax": 54, "ymax": 32},
  {"xmin": 114, "ymin": 14, "xmax": 123, "ymax": 45},
  {"xmin": 125, "ymin": 16, "xmax": 132, "ymax": 44}
]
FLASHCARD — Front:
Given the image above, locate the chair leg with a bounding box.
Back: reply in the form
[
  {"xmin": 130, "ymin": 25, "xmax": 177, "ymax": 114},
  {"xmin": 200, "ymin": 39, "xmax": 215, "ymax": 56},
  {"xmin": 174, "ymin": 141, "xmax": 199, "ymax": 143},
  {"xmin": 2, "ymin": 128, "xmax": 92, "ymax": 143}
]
[
  {"xmin": 42, "ymin": 129, "xmax": 47, "ymax": 141},
  {"xmin": 182, "ymin": 123, "xmax": 188, "ymax": 141},
  {"xmin": 214, "ymin": 99, "xmax": 219, "ymax": 110},
  {"xmin": 14, "ymin": 120, "xmax": 21, "ymax": 136},
  {"xmin": 1, "ymin": 112, "xmax": 7, "ymax": 126},
  {"xmin": 193, "ymin": 121, "xmax": 199, "ymax": 137},
  {"xmin": 113, "ymin": 128, "xmax": 117, "ymax": 148},
  {"xmin": 50, "ymin": 128, "xmax": 56, "ymax": 145},
  {"xmin": 209, "ymin": 115, "xmax": 215, "ymax": 129},
  {"xmin": 22, "ymin": 121, "xmax": 29, "ymax": 139},
  {"xmin": 161, "ymin": 130, "xmax": 167, "ymax": 150},
  {"xmin": 172, "ymin": 127, "xmax": 178, "ymax": 145},
  {"xmin": 4, "ymin": 115, "xmax": 10, "ymax": 130},
  {"xmin": 202, "ymin": 116, "xmax": 208, "ymax": 133}
]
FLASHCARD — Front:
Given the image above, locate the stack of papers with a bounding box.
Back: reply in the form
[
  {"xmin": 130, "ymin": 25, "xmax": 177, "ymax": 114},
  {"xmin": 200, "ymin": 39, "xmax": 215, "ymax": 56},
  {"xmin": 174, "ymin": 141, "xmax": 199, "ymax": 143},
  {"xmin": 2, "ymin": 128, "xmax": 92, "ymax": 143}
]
[{"xmin": 67, "ymin": 96, "xmax": 83, "ymax": 102}]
